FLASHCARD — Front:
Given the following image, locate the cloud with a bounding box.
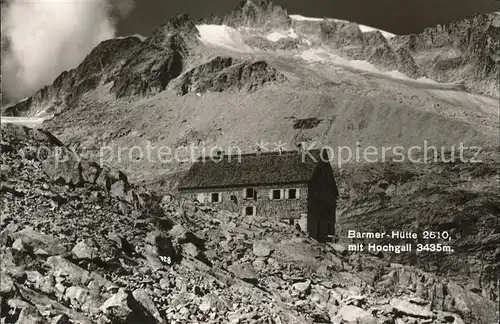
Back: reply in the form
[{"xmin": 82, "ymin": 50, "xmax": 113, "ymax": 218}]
[
  {"xmin": 111, "ymin": 0, "xmax": 136, "ymax": 18},
  {"xmin": 1, "ymin": 0, "xmax": 134, "ymax": 104}
]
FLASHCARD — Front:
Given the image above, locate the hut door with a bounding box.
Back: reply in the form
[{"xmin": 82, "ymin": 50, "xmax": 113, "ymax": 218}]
[
  {"xmin": 196, "ymin": 193, "xmax": 206, "ymax": 203},
  {"xmin": 298, "ymin": 213, "xmax": 308, "ymax": 233}
]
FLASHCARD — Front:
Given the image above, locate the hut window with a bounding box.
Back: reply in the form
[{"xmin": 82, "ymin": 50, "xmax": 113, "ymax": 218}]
[
  {"xmin": 271, "ymin": 189, "xmax": 283, "ymax": 200},
  {"xmin": 210, "ymin": 192, "xmax": 221, "ymax": 203},
  {"xmin": 244, "ymin": 206, "xmax": 256, "ymax": 216},
  {"xmin": 245, "ymin": 188, "xmax": 256, "ymax": 199},
  {"xmin": 287, "ymin": 188, "xmax": 298, "ymax": 199}
]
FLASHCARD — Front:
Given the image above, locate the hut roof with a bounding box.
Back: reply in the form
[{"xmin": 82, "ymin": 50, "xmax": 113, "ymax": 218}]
[{"xmin": 178, "ymin": 149, "xmax": 327, "ymax": 190}]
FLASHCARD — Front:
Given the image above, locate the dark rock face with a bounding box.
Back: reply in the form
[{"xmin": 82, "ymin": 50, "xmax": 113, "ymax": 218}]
[
  {"xmin": 153, "ymin": 13, "xmax": 199, "ymax": 41},
  {"xmin": 108, "ymin": 15, "xmax": 200, "ymax": 98},
  {"xmin": 83, "ymin": 14, "xmax": 201, "ymax": 100},
  {"xmin": 361, "ymin": 30, "xmax": 388, "ymax": 48},
  {"xmin": 366, "ymin": 44, "xmax": 421, "ymax": 78},
  {"xmin": 394, "ymin": 47, "xmax": 420, "ymax": 77},
  {"xmin": 320, "ymin": 20, "xmax": 365, "ymax": 48},
  {"xmin": 171, "ymin": 56, "xmax": 235, "ymax": 94},
  {"xmin": 108, "ymin": 14, "xmax": 203, "ymax": 98},
  {"xmin": 110, "ymin": 34, "xmax": 189, "ymax": 98},
  {"xmin": 366, "ymin": 44, "xmax": 400, "ymax": 69},
  {"xmin": 292, "ymin": 117, "xmax": 322, "ymax": 129},
  {"xmin": 245, "ymin": 36, "xmax": 300, "ymax": 51},
  {"xmin": 172, "ymin": 56, "xmax": 286, "ymax": 95},
  {"xmin": 205, "ymin": 0, "xmax": 291, "ymax": 30}
]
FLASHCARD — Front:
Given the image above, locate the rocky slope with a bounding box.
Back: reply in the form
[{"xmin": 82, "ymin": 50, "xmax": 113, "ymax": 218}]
[
  {"xmin": 336, "ymin": 153, "xmax": 500, "ymax": 298},
  {"xmin": 2, "ymin": 123, "xmax": 499, "ymax": 324}
]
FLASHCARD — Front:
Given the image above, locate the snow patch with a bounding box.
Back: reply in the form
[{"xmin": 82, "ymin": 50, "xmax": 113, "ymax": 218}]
[
  {"xmin": 196, "ymin": 24, "xmax": 252, "ymax": 52},
  {"xmin": 386, "ymin": 70, "xmax": 411, "ymax": 79},
  {"xmin": 416, "ymin": 77, "xmax": 439, "ymax": 84},
  {"xmin": 387, "ymin": 72, "xmax": 440, "ymax": 85},
  {"xmin": 349, "ymin": 60, "xmax": 381, "ymax": 73},
  {"xmin": 1, "ymin": 116, "xmax": 51, "ymax": 127},
  {"xmin": 301, "ymin": 49, "xmax": 382, "ymax": 73},
  {"xmin": 300, "ymin": 48, "xmax": 441, "ymax": 85},
  {"xmin": 265, "ymin": 28, "xmax": 298, "ymax": 42},
  {"xmin": 289, "ymin": 14, "xmax": 324, "ymax": 22},
  {"xmin": 115, "ymin": 34, "xmax": 146, "ymax": 41},
  {"xmin": 300, "ymin": 48, "xmax": 339, "ymax": 62},
  {"xmin": 358, "ymin": 25, "xmax": 396, "ymax": 40}
]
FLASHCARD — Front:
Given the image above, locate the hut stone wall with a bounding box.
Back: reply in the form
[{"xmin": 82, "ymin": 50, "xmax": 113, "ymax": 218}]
[{"xmin": 180, "ymin": 184, "xmax": 309, "ymax": 225}]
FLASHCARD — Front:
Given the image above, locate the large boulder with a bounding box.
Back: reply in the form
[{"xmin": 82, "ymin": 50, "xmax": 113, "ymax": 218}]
[
  {"xmin": 71, "ymin": 240, "xmax": 99, "ymax": 261},
  {"xmin": 337, "ymin": 305, "xmax": 378, "ymax": 324},
  {"xmin": 11, "ymin": 228, "xmax": 67, "ymax": 256},
  {"xmin": 42, "ymin": 147, "xmax": 83, "ymax": 186},
  {"xmin": 99, "ymin": 288, "xmax": 157, "ymax": 324},
  {"xmin": 16, "ymin": 305, "xmax": 47, "ymax": 324},
  {"xmin": 253, "ymin": 240, "xmax": 273, "ymax": 257},
  {"xmin": 390, "ymin": 298, "xmax": 434, "ymax": 318},
  {"xmin": 132, "ymin": 289, "xmax": 164, "ymax": 323}
]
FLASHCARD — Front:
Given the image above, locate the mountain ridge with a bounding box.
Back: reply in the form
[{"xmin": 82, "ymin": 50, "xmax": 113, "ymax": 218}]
[{"xmin": 2, "ymin": 2, "xmax": 498, "ymax": 117}]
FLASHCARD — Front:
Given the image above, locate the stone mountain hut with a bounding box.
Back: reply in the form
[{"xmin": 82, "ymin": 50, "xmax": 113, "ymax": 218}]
[{"xmin": 178, "ymin": 149, "xmax": 338, "ymax": 240}]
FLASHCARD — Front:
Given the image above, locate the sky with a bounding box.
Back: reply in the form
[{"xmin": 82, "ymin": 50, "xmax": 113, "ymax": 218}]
[{"xmin": 117, "ymin": 0, "xmax": 499, "ymax": 37}]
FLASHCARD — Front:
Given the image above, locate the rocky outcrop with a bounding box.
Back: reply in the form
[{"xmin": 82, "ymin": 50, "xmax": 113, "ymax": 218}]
[
  {"xmin": 320, "ymin": 19, "xmax": 365, "ymax": 49},
  {"xmin": 245, "ymin": 36, "xmax": 300, "ymax": 51},
  {"xmin": 3, "ymin": 10, "xmax": 291, "ymax": 109},
  {"xmin": 204, "ymin": 0, "xmax": 291, "ymax": 30},
  {"xmin": 99, "ymin": 288, "xmax": 157, "ymax": 323},
  {"xmin": 109, "ymin": 14, "xmax": 201, "ymax": 98},
  {"xmin": 110, "ymin": 34, "xmax": 189, "ymax": 98},
  {"xmin": 153, "ymin": 13, "xmax": 199, "ymax": 41},
  {"xmin": 171, "ymin": 56, "xmax": 287, "ymax": 95}
]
